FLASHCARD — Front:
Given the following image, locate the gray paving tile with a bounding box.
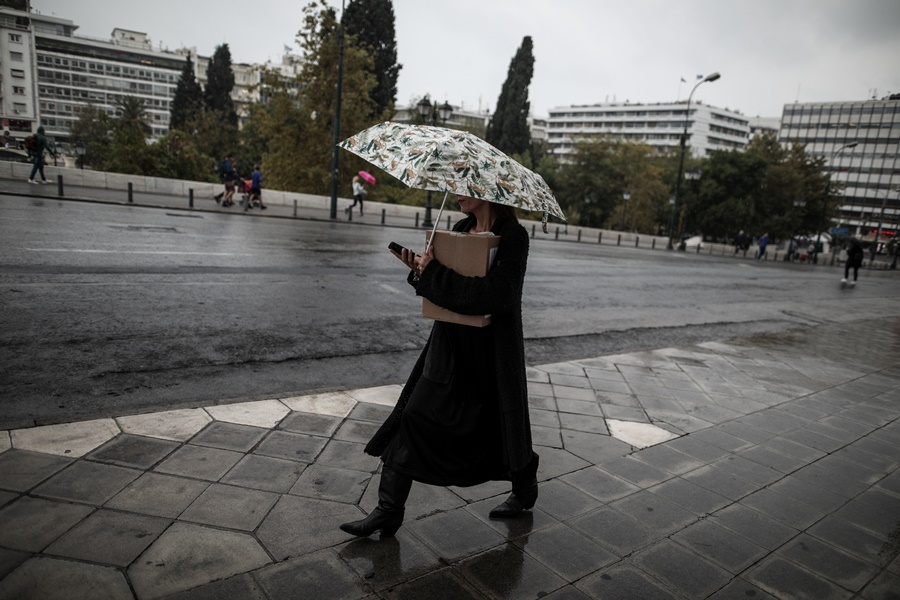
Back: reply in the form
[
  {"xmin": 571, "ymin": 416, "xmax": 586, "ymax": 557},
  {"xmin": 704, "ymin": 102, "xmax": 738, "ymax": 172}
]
[
  {"xmin": 549, "ymin": 373, "xmax": 592, "ymax": 389},
  {"xmin": 0, "ymin": 556, "xmax": 132, "ymax": 600},
  {"xmin": 860, "ymin": 569, "xmax": 900, "ymax": 600},
  {"xmin": 718, "ymin": 421, "xmax": 777, "ymax": 444},
  {"xmin": 289, "ymin": 464, "xmax": 370, "ymax": 503},
  {"xmin": 86, "ymin": 433, "xmax": 179, "ymax": 469},
  {"xmin": 664, "ymin": 434, "xmax": 733, "ymax": 463},
  {"xmin": 252, "ymin": 429, "xmax": 329, "ymax": 464},
  {"xmin": 529, "ymin": 407, "xmax": 561, "ymax": 428},
  {"xmin": 837, "ymin": 444, "xmax": 900, "ymax": 476},
  {"xmin": 707, "ymin": 578, "xmax": 778, "ymax": 600},
  {"xmin": 128, "ymin": 522, "xmax": 270, "ymax": 600},
  {"xmin": 221, "ymin": 453, "xmax": 305, "ymax": 493},
  {"xmin": 338, "ymin": 533, "xmax": 441, "ymax": 592},
  {"xmin": 792, "ymin": 463, "xmax": 873, "ymax": 498},
  {"xmin": 32, "ymin": 460, "xmax": 141, "ymax": 505},
  {"xmin": 767, "ymin": 475, "xmax": 850, "ymax": 513},
  {"xmin": 514, "ymin": 523, "xmax": 616, "ymax": 581},
  {"xmin": 558, "ymin": 412, "xmax": 609, "ymax": 435},
  {"xmin": 833, "ymin": 498, "xmax": 900, "ymax": 537},
  {"xmin": 556, "ymin": 397, "xmax": 604, "ymax": 416},
  {"xmin": 0, "ymin": 495, "xmax": 93, "ymax": 552},
  {"xmin": 458, "ymin": 542, "xmax": 567, "ymax": 598},
  {"xmin": 180, "ymin": 483, "xmax": 279, "ymax": 531},
  {"xmin": 740, "ymin": 488, "xmax": 826, "ymax": 529},
  {"xmin": 189, "ymin": 421, "xmax": 268, "ymax": 452},
  {"xmin": 680, "ymin": 464, "xmax": 759, "ymax": 501},
  {"xmin": 759, "ymin": 435, "xmax": 827, "ymax": 463},
  {"xmin": 553, "ymin": 385, "xmax": 597, "ymax": 402},
  {"xmin": 559, "ymin": 466, "xmax": 640, "ymax": 503},
  {"xmin": 739, "ymin": 409, "xmax": 810, "ymax": 435},
  {"xmin": 161, "ymin": 573, "xmax": 268, "ymax": 600},
  {"xmin": 0, "ymin": 547, "xmax": 29, "ymax": 580},
  {"xmin": 738, "ymin": 444, "xmax": 809, "ymax": 473},
  {"xmin": 257, "ymin": 495, "xmax": 362, "ymax": 561},
  {"xmin": 854, "ymin": 487, "xmax": 900, "ymax": 516},
  {"xmin": 527, "ymin": 478, "xmax": 601, "ymax": 521},
  {"xmin": 568, "ymin": 506, "xmax": 655, "ymax": 556},
  {"xmin": 561, "ymin": 430, "xmax": 630, "ymax": 465},
  {"xmin": 314, "ymin": 438, "xmax": 380, "ymax": 472},
  {"xmin": 688, "ymin": 427, "xmax": 753, "ymax": 452},
  {"xmin": 593, "ymin": 390, "xmax": 641, "ymax": 407},
  {"xmin": 710, "ymin": 455, "xmax": 783, "ymax": 486},
  {"xmin": 155, "ymin": 444, "xmax": 244, "ymax": 481},
  {"xmin": 599, "ymin": 456, "xmax": 672, "ymax": 488},
  {"xmin": 385, "ymin": 568, "xmax": 484, "ymax": 599},
  {"xmin": 609, "ymin": 490, "xmax": 698, "ymax": 536},
  {"xmin": 105, "ymin": 471, "xmax": 209, "ymax": 518},
  {"xmin": 332, "ymin": 418, "xmax": 381, "ymax": 444},
  {"xmin": 538, "ymin": 584, "xmax": 593, "ymax": 599},
  {"xmin": 465, "ymin": 497, "xmax": 557, "ymax": 541},
  {"xmin": 0, "ymin": 489, "xmax": 17, "ymax": 509},
  {"xmin": 647, "ymin": 477, "xmax": 731, "ymax": 516},
  {"xmin": 632, "ymin": 444, "xmax": 704, "ymax": 475},
  {"xmin": 673, "ymin": 519, "xmax": 767, "ymax": 573},
  {"xmin": 405, "ymin": 508, "xmax": 506, "ymax": 561},
  {"xmin": 278, "ymin": 411, "xmax": 342, "ymax": 437},
  {"xmin": 535, "ymin": 446, "xmax": 593, "ymax": 481},
  {"xmin": 782, "ymin": 427, "xmax": 849, "ymax": 453},
  {"xmin": 527, "ymin": 395, "xmax": 557, "ymax": 411},
  {"xmin": 809, "ymin": 516, "xmax": 899, "ymax": 567},
  {"xmin": 533, "ymin": 423, "xmax": 564, "ymax": 448},
  {"xmin": 44, "ymin": 508, "xmax": 169, "ymax": 567},
  {"xmin": 777, "ymin": 533, "xmax": 879, "ymax": 591},
  {"xmin": 347, "ymin": 402, "xmax": 392, "ymax": 423},
  {"xmin": 600, "ymin": 404, "xmax": 649, "ymax": 422},
  {"xmin": 254, "ymin": 548, "xmax": 368, "ymax": 600},
  {"xmin": 576, "ymin": 563, "xmax": 680, "ymax": 600},
  {"xmin": 0, "ymin": 449, "xmax": 72, "ymax": 492},
  {"xmin": 745, "ymin": 556, "xmax": 854, "ymax": 600},
  {"xmin": 632, "ymin": 539, "xmax": 732, "ymax": 598},
  {"xmin": 712, "ymin": 504, "xmax": 799, "ymax": 550}
]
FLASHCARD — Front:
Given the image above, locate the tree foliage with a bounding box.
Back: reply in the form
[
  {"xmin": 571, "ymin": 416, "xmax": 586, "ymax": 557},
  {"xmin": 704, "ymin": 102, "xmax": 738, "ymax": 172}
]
[
  {"xmin": 170, "ymin": 55, "xmax": 203, "ymax": 131},
  {"xmin": 342, "ymin": 0, "xmax": 401, "ymax": 120},
  {"xmin": 204, "ymin": 44, "xmax": 237, "ymax": 126},
  {"xmin": 485, "ymin": 36, "xmax": 534, "ymax": 158}
]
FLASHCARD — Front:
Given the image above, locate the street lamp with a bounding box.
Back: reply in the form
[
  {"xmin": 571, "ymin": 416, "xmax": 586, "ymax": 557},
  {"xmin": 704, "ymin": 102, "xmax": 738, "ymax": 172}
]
[
  {"xmin": 619, "ymin": 191, "xmax": 631, "ymax": 231},
  {"xmin": 328, "ymin": 0, "xmax": 347, "ymax": 220},
  {"xmin": 677, "ymin": 169, "xmax": 702, "ymax": 250},
  {"xmin": 74, "ymin": 140, "xmax": 86, "ymax": 170},
  {"xmin": 814, "ymin": 141, "xmax": 858, "ymax": 264},
  {"xmin": 668, "ymin": 72, "xmax": 720, "ymax": 250},
  {"xmin": 416, "ymin": 96, "xmax": 453, "ymax": 227}
]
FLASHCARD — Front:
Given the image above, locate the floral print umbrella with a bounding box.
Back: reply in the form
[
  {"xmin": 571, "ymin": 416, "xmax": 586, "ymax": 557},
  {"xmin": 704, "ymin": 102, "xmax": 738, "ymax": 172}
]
[{"xmin": 339, "ymin": 121, "xmax": 565, "ymax": 226}]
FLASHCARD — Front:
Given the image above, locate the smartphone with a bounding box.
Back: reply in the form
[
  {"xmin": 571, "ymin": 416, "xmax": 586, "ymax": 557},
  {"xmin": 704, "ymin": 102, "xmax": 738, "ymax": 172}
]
[{"xmin": 388, "ymin": 241, "xmax": 410, "ymax": 255}]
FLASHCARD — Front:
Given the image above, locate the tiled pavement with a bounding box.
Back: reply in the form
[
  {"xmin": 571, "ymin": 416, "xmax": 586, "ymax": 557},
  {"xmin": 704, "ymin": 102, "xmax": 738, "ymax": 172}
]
[{"xmin": 1, "ymin": 318, "xmax": 899, "ymax": 599}]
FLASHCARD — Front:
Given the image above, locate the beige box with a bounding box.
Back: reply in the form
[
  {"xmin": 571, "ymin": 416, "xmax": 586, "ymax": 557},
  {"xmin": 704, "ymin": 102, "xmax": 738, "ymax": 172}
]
[{"xmin": 422, "ymin": 230, "xmax": 501, "ymax": 327}]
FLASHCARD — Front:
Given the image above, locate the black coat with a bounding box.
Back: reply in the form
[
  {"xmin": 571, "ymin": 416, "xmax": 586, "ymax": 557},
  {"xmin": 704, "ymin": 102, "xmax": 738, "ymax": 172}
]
[{"xmin": 365, "ymin": 213, "xmax": 535, "ymax": 473}]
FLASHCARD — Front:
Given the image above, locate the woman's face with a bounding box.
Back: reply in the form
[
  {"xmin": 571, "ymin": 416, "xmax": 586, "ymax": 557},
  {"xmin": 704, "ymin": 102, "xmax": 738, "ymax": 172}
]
[{"xmin": 456, "ymin": 195, "xmax": 486, "ymax": 214}]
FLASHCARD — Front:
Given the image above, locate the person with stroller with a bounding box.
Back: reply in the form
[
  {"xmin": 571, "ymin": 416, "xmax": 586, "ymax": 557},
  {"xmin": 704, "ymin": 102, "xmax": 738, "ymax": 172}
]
[{"xmin": 245, "ymin": 164, "xmax": 266, "ymax": 211}]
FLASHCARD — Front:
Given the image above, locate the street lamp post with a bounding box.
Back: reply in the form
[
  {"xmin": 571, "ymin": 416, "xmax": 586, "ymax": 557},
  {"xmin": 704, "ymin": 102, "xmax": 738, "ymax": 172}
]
[
  {"xmin": 677, "ymin": 169, "xmax": 702, "ymax": 250},
  {"xmin": 619, "ymin": 191, "xmax": 630, "ymax": 230},
  {"xmin": 74, "ymin": 141, "xmax": 85, "ymax": 170},
  {"xmin": 416, "ymin": 96, "xmax": 453, "ymax": 228},
  {"xmin": 328, "ymin": 0, "xmax": 346, "ymax": 220},
  {"xmin": 668, "ymin": 72, "xmax": 720, "ymax": 250},
  {"xmin": 814, "ymin": 141, "xmax": 858, "ymax": 264}
]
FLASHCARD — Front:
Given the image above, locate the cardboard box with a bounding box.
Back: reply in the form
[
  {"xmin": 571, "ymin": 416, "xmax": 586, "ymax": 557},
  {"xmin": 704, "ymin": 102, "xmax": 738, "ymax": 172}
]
[{"xmin": 422, "ymin": 230, "xmax": 501, "ymax": 327}]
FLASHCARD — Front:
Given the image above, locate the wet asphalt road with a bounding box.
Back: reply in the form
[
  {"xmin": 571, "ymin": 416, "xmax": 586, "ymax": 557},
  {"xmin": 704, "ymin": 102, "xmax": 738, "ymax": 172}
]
[{"xmin": 2, "ymin": 195, "xmax": 899, "ymax": 429}]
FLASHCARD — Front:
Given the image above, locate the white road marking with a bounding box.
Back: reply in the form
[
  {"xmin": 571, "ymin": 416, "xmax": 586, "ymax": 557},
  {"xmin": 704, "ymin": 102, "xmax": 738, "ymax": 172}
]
[{"xmin": 379, "ymin": 283, "xmax": 404, "ymax": 295}]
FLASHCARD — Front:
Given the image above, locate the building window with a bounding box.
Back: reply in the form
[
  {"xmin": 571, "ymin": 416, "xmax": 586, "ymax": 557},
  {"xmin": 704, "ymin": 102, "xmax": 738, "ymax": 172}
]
[
  {"xmin": 9, "ymin": 33, "xmax": 22, "ymax": 43},
  {"xmin": 13, "ymin": 86, "xmax": 25, "ymax": 95},
  {"xmin": 13, "ymin": 102, "xmax": 26, "ymax": 114},
  {"xmin": 10, "ymin": 51, "xmax": 24, "ymax": 62},
  {"xmin": 11, "ymin": 68, "xmax": 25, "ymax": 78}
]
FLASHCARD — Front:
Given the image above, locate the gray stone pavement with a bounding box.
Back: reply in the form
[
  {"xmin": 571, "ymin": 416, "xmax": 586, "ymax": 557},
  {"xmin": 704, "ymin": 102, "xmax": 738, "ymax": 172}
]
[{"xmin": 1, "ymin": 317, "xmax": 899, "ymax": 599}]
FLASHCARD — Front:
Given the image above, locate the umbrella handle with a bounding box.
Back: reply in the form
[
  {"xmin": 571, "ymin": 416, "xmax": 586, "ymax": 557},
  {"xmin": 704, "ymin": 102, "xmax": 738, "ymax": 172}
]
[{"xmin": 424, "ymin": 191, "xmax": 450, "ymax": 255}]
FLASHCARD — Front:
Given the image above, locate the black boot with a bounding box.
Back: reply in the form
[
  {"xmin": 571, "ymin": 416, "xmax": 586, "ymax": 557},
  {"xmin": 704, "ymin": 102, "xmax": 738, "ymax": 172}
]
[
  {"xmin": 490, "ymin": 453, "xmax": 539, "ymax": 519},
  {"xmin": 340, "ymin": 466, "xmax": 412, "ymax": 538}
]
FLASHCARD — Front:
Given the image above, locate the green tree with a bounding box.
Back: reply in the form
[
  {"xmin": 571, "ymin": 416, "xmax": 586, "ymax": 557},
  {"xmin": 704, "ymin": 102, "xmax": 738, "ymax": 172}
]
[
  {"xmin": 485, "ymin": 36, "xmax": 534, "ymax": 158},
  {"xmin": 688, "ymin": 150, "xmax": 767, "ymax": 240},
  {"xmin": 146, "ymin": 129, "xmax": 216, "ymax": 182},
  {"xmin": 204, "ymin": 44, "xmax": 237, "ymax": 126},
  {"xmin": 170, "ymin": 55, "xmax": 204, "ymax": 131},
  {"xmin": 102, "ymin": 96, "xmax": 154, "ymax": 175},
  {"xmin": 69, "ymin": 103, "xmax": 113, "ymax": 168},
  {"xmin": 342, "ymin": 0, "xmax": 401, "ymax": 119}
]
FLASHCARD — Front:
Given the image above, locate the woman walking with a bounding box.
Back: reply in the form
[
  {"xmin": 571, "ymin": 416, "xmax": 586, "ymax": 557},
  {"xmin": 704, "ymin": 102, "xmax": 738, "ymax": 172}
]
[{"xmin": 340, "ymin": 194, "xmax": 538, "ymax": 539}]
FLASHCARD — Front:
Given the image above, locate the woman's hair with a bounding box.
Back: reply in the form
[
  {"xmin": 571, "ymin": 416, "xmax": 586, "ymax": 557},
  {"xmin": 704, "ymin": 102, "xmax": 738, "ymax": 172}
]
[{"xmin": 491, "ymin": 203, "xmax": 518, "ymax": 222}]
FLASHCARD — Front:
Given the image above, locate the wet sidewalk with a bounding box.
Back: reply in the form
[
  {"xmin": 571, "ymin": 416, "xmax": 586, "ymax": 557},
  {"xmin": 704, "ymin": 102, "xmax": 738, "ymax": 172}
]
[{"xmin": 1, "ymin": 318, "xmax": 899, "ymax": 599}]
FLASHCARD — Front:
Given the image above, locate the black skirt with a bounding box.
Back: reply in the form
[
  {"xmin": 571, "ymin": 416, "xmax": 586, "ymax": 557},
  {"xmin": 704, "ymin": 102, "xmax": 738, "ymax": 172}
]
[{"xmin": 382, "ymin": 321, "xmax": 507, "ymax": 487}]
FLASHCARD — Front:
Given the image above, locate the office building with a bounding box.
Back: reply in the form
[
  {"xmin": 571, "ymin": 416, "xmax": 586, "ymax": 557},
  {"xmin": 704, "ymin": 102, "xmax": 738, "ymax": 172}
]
[
  {"xmin": 779, "ymin": 98, "xmax": 899, "ymax": 239},
  {"xmin": 546, "ymin": 101, "xmax": 750, "ymax": 160}
]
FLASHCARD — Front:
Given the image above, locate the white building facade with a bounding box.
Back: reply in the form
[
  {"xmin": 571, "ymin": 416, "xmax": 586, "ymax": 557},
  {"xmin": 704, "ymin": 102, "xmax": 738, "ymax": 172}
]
[
  {"xmin": 779, "ymin": 98, "xmax": 899, "ymax": 239},
  {"xmin": 546, "ymin": 101, "xmax": 750, "ymax": 160}
]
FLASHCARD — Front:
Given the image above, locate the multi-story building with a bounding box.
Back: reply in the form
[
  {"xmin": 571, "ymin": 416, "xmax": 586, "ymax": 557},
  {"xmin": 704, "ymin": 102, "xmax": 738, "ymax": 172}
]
[
  {"xmin": 546, "ymin": 101, "xmax": 750, "ymax": 160},
  {"xmin": 0, "ymin": 3, "xmax": 39, "ymax": 140},
  {"xmin": 779, "ymin": 98, "xmax": 899, "ymax": 239},
  {"xmin": 748, "ymin": 116, "xmax": 780, "ymax": 141}
]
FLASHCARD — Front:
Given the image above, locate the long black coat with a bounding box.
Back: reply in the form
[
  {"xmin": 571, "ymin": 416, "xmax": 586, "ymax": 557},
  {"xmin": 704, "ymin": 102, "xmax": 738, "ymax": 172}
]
[{"xmin": 364, "ymin": 213, "xmax": 535, "ymax": 473}]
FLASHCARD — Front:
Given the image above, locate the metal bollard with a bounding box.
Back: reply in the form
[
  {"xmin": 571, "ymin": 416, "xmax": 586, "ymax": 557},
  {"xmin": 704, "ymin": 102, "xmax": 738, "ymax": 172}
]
[
  {"xmin": 635, "ymin": 236, "xmax": 639, "ymax": 248},
  {"xmin": 128, "ymin": 182, "xmax": 133, "ymax": 203},
  {"xmin": 348, "ymin": 208, "xmax": 353, "ymax": 222},
  {"xmin": 617, "ymin": 234, "xmax": 621, "ymax": 246},
  {"xmin": 414, "ymin": 213, "xmax": 418, "ymax": 227},
  {"xmin": 531, "ymin": 224, "xmax": 535, "ymax": 238},
  {"xmin": 598, "ymin": 232, "xmax": 602, "ymax": 244},
  {"xmin": 555, "ymin": 227, "xmax": 559, "ymax": 240},
  {"xmin": 293, "ymin": 199, "xmax": 298, "ymax": 218},
  {"xmin": 189, "ymin": 188, "xmax": 194, "ymax": 208},
  {"xmin": 446, "ymin": 215, "xmax": 451, "ymax": 230},
  {"xmin": 57, "ymin": 174, "xmax": 64, "ymax": 197},
  {"xmin": 652, "ymin": 239, "xmax": 656, "ymax": 249},
  {"xmin": 381, "ymin": 209, "xmax": 385, "ymax": 224},
  {"xmin": 577, "ymin": 230, "xmax": 582, "ymax": 242}
]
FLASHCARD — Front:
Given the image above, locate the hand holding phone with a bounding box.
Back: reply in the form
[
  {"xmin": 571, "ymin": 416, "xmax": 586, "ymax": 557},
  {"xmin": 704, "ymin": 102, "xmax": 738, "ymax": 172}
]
[{"xmin": 388, "ymin": 242, "xmax": 409, "ymax": 255}]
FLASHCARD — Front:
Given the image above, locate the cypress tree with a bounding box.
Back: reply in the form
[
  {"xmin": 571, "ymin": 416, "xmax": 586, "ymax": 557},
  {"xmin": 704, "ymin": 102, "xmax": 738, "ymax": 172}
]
[
  {"xmin": 205, "ymin": 44, "xmax": 237, "ymax": 125},
  {"xmin": 170, "ymin": 55, "xmax": 203, "ymax": 131},
  {"xmin": 486, "ymin": 36, "xmax": 534, "ymax": 157},
  {"xmin": 342, "ymin": 0, "xmax": 401, "ymax": 119}
]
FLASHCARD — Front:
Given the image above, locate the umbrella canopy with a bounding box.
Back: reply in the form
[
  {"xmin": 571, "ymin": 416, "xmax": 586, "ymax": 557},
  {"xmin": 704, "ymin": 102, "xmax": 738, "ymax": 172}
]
[
  {"xmin": 339, "ymin": 121, "xmax": 565, "ymax": 223},
  {"xmin": 357, "ymin": 171, "xmax": 376, "ymax": 185}
]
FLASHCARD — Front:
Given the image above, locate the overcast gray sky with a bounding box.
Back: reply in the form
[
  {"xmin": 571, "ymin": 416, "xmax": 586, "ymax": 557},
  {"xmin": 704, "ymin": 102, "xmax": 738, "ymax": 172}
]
[{"xmin": 33, "ymin": 0, "xmax": 900, "ymax": 118}]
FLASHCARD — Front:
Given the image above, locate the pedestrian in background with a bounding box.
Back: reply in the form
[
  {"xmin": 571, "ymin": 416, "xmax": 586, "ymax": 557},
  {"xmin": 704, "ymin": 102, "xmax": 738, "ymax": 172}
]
[
  {"xmin": 842, "ymin": 239, "xmax": 864, "ymax": 286},
  {"xmin": 27, "ymin": 126, "xmax": 53, "ymax": 184},
  {"xmin": 757, "ymin": 233, "xmax": 769, "ymax": 262},
  {"xmin": 340, "ymin": 195, "xmax": 539, "ymax": 539},
  {"xmin": 246, "ymin": 164, "xmax": 266, "ymax": 210},
  {"xmin": 346, "ymin": 175, "xmax": 366, "ymax": 217},
  {"xmin": 733, "ymin": 230, "xmax": 747, "ymax": 255}
]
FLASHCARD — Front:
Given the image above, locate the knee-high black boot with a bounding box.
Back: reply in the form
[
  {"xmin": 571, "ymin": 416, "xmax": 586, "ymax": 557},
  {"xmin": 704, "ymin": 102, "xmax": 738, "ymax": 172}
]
[
  {"xmin": 340, "ymin": 466, "xmax": 412, "ymax": 538},
  {"xmin": 490, "ymin": 453, "xmax": 539, "ymax": 519}
]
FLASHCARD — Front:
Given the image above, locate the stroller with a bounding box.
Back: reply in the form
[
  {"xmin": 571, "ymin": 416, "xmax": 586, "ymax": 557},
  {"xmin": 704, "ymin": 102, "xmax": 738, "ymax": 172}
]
[{"xmin": 238, "ymin": 179, "xmax": 261, "ymax": 209}]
